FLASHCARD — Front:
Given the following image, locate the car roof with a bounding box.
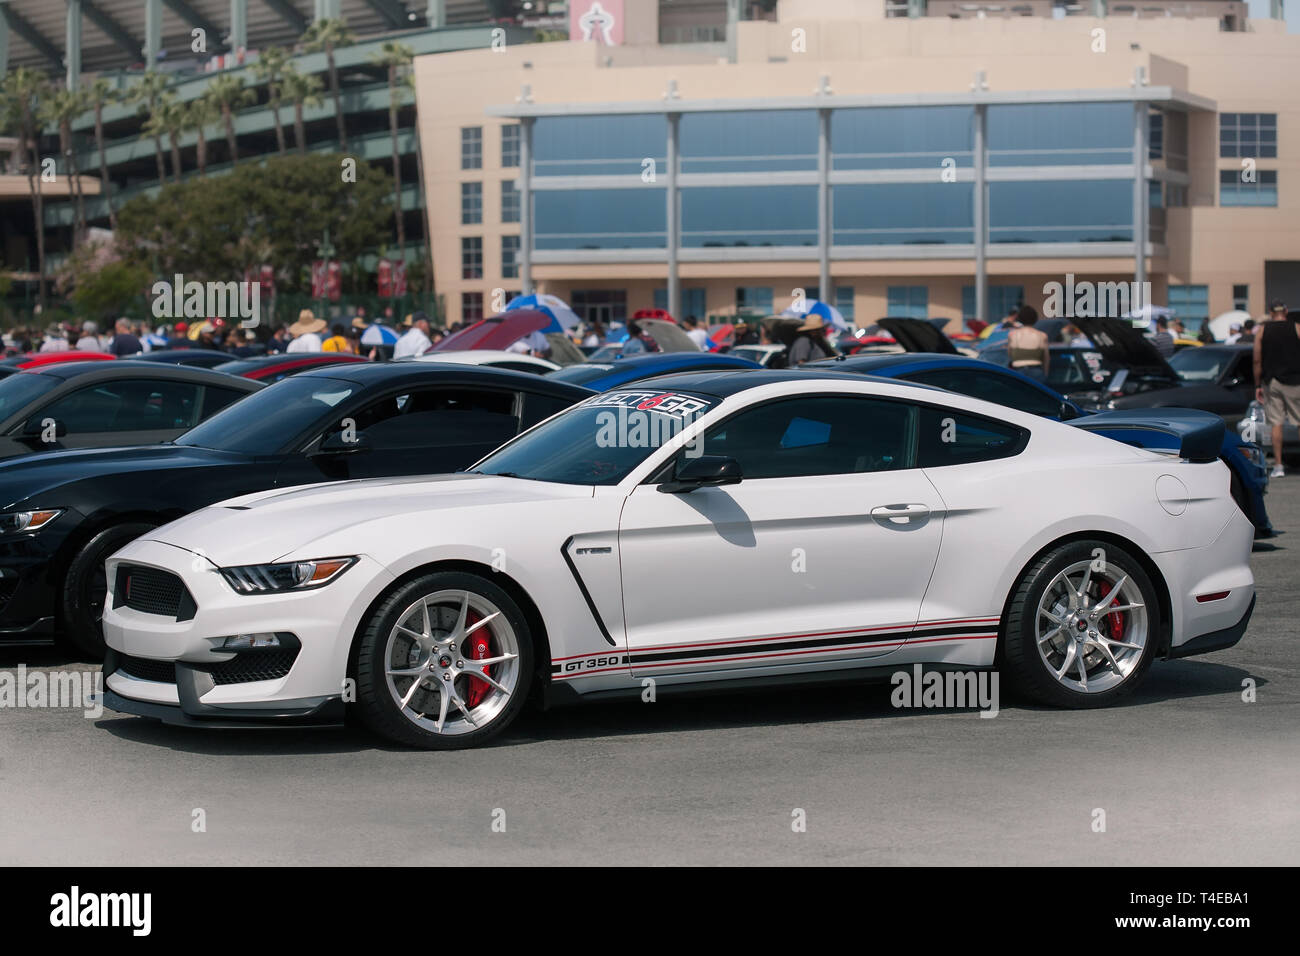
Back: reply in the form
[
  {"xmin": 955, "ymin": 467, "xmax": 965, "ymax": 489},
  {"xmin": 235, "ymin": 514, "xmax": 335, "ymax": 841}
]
[
  {"xmin": 290, "ymin": 359, "xmax": 594, "ymax": 398},
  {"xmin": 23, "ymin": 359, "xmax": 263, "ymax": 389},
  {"xmin": 617, "ymin": 367, "xmax": 942, "ymax": 399},
  {"xmin": 804, "ymin": 352, "xmax": 979, "ymax": 374}
]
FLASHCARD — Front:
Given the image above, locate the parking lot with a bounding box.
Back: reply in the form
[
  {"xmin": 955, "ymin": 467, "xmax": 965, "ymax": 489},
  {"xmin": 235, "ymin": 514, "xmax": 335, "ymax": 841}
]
[{"xmin": 1, "ymin": 483, "xmax": 1296, "ymax": 867}]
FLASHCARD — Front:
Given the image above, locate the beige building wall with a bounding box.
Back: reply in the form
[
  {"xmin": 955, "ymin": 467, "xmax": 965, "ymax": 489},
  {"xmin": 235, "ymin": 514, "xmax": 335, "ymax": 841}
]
[{"xmin": 414, "ymin": 12, "xmax": 1300, "ymax": 328}]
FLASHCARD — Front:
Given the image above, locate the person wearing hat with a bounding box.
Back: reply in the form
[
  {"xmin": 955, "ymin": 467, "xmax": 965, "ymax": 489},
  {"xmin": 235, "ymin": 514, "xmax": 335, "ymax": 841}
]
[
  {"xmin": 393, "ymin": 311, "xmax": 433, "ymax": 359},
  {"xmin": 1254, "ymin": 300, "xmax": 1300, "ymax": 477},
  {"xmin": 286, "ymin": 309, "xmax": 327, "ymax": 353},
  {"xmin": 1225, "ymin": 322, "xmax": 1244, "ymax": 345},
  {"xmin": 788, "ymin": 313, "xmax": 834, "ymax": 366}
]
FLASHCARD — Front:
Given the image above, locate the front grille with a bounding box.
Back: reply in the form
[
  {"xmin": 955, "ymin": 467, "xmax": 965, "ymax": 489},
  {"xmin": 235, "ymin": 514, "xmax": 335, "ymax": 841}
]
[
  {"xmin": 206, "ymin": 648, "xmax": 299, "ymax": 686},
  {"xmin": 114, "ymin": 564, "xmax": 196, "ymax": 620},
  {"xmin": 118, "ymin": 654, "xmax": 177, "ymax": 684}
]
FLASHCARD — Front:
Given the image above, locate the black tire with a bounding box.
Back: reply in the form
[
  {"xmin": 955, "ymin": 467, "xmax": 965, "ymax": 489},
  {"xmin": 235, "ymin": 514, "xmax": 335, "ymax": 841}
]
[
  {"xmin": 60, "ymin": 522, "xmax": 157, "ymax": 661},
  {"xmin": 1002, "ymin": 539, "xmax": 1160, "ymax": 709},
  {"xmin": 354, "ymin": 571, "xmax": 534, "ymax": 749}
]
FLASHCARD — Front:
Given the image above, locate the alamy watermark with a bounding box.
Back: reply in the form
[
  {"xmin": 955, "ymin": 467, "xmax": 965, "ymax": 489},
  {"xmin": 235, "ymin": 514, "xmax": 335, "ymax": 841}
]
[
  {"xmin": 0, "ymin": 665, "xmax": 102, "ymax": 718},
  {"xmin": 891, "ymin": 664, "xmax": 999, "ymax": 718},
  {"xmin": 1042, "ymin": 274, "xmax": 1153, "ymax": 324},
  {"xmin": 150, "ymin": 274, "xmax": 261, "ymax": 328}
]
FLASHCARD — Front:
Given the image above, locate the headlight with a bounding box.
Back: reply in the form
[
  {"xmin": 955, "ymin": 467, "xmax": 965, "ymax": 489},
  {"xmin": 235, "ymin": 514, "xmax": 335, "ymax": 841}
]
[
  {"xmin": 0, "ymin": 509, "xmax": 62, "ymax": 534},
  {"xmin": 219, "ymin": 557, "xmax": 356, "ymax": 594}
]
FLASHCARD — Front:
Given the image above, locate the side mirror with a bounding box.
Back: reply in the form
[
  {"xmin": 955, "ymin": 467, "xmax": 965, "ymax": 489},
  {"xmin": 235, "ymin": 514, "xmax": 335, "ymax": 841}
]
[
  {"xmin": 313, "ymin": 431, "xmax": 372, "ymax": 456},
  {"xmin": 1225, "ymin": 376, "xmax": 1245, "ymax": 389},
  {"xmin": 21, "ymin": 417, "xmax": 66, "ymax": 440},
  {"xmin": 1059, "ymin": 401, "xmax": 1079, "ymax": 421},
  {"xmin": 658, "ymin": 455, "xmax": 742, "ymax": 494}
]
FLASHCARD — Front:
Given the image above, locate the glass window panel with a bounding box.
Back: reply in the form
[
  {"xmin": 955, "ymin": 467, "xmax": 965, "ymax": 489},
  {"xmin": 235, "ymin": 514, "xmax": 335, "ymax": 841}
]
[
  {"xmin": 534, "ymin": 189, "xmax": 667, "ymax": 249},
  {"xmin": 832, "ymin": 183, "xmax": 973, "ymax": 245},
  {"xmin": 460, "ymin": 181, "xmax": 482, "ymax": 225},
  {"xmin": 461, "ymin": 127, "xmax": 482, "ymax": 170},
  {"xmin": 680, "ymin": 110, "xmax": 818, "ymax": 173},
  {"xmin": 533, "ymin": 115, "xmax": 667, "ymax": 176},
  {"xmin": 501, "ymin": 124, "xmax": 521, "ymax": 167},
  {"xmin": 988, "ymin": 103, "xmax": 1132, "ymax": 166},
  {"xmin": 832, "ymin": 106, "xmax": 974, "ymax": 170},
  {"xmin": 681, "ymin": 186, "xmax": 818, "ymax": 247},
  {"xmin": 988, "ymin": 181, "xmax": 1132, "ymax": 243},
  {"xmin": 501, "ymin": 180, "xmax": 520, "ymax": 223},
  {"xmin": 887, "ymin": 286, "xmax": 928, "ymax": 318}
]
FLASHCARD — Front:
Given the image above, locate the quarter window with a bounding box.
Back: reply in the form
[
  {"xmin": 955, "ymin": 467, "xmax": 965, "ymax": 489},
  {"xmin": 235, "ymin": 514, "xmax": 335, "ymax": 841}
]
[{"xmin": 917, "ymin": 406, "xmax": 1027, "ymax": 468}]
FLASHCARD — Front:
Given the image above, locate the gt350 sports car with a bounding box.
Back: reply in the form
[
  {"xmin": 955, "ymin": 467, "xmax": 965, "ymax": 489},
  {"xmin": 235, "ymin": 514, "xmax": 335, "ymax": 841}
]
[{"xmin": 100, "ymin": 370, "xmax": 1256, "ymax": 749}]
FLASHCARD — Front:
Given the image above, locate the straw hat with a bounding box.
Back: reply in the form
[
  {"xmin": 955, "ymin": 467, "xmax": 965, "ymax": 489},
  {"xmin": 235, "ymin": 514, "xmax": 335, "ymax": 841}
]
[
  {"xmin": 290, "ymin": 309, "xmax": 327, "ymax": 336},
  {"xmin": 797, "ymin": 314, "xmax": 825, "ymax": 332}
]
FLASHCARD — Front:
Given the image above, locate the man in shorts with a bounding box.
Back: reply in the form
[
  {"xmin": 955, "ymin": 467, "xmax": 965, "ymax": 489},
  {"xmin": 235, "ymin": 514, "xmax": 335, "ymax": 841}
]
[{"xmin": 1254, "ymin": 300, "xmax": 1300, "ymax": 477}]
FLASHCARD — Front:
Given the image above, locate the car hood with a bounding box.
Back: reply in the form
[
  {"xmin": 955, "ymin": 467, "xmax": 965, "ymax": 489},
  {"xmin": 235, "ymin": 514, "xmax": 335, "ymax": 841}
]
[
  {"xmin": 1072, "ymin": 317, "xmax": 1180, "ymax": 379},
  {"xmin": 877, "ymin": 318, "xmax": 960, "ymax": 355},
  {"xmin": 0, "ymin": 444, "xmax": 249, "ymax": 510},
  {"xmin": 144, "ymin": 472, "xmax": 594, "ymax": 565}
]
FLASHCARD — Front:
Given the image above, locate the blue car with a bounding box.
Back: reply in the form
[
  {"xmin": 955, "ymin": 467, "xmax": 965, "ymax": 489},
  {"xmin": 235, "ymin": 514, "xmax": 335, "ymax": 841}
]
[
  {"xmin": 805, "ymin": 352, "xmax": 1273, "ymax": 538},
  {"xmin": 547, "ymin": 352, "xmax": 763, "ymax": 391}
]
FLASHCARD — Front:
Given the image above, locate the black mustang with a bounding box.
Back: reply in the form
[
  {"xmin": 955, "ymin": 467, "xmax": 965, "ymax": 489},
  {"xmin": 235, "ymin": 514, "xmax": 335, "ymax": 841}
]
[{"xmin": 0, "ymin": 362, "xmax": 592, "ymax": 657}]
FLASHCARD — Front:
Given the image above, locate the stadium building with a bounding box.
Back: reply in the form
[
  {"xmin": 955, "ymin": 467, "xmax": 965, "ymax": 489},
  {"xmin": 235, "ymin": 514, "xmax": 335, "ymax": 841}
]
[{"xmin": 413, "ymin": 0, "xmax": 1299, "ymax": 331}]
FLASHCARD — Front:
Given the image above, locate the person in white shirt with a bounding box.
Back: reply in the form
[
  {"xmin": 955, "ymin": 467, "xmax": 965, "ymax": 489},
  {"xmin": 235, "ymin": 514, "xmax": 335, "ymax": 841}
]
[
  {"xmin": 393, "ymin": 312, "xmax": 433, "ymax": 359},
  {"xmin": 682, "ymin": 315, "xmax": 709, "ymax": 350},
  {"xmin": 1225, "ymin": 323, "xmax": 1243, "ymax": 345},
  {"xmin": 39, "ymin": 327, "xmax": 70, "ymax": 352},
  {"xmin": 285, "ymin": 310, "xmax": 326, "ymax": 353},
  {"xmin": 506, "ymin": 329, "xmax": 550, "ymax": 356},
  {"xmin": 76, "ymin": 321, "xmax": 104, "ymax": 351}
]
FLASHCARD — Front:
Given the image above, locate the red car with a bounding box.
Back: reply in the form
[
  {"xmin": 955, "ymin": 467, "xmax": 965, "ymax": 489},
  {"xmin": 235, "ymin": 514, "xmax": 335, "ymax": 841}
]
[
  {"xmin": 0, "ymin": 351, "xmax": 116, "ymax": 376},
  {"xmin": 212, "ymin": 353, "xmax": 369, "ymax": 383}
]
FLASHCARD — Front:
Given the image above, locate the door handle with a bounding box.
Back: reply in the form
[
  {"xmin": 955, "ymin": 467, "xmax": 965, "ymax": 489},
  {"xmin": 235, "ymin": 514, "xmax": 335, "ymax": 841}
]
[{"xmin": 870, "ymin": 503, "xmax": 930, "ymax": 525}]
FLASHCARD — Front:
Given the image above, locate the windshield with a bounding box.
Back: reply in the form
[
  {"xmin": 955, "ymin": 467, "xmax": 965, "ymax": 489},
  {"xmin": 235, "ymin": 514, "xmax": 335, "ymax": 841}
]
[
  {"xmin": 474, "ymin": 389, "xmax": 717, "ymax": 484},
  {"xmin": 0, "ymin": 372, "xmax": 61, "ymax": 420},
  {"xmin": 1169, "ymin": 348, "xmax": 1232, "ymax": 383},
  {"xmin": 1049, "ymin": 350, "xmax": 1117, "ymax": 388},
  {"xmin": 176, "ymin": 376, "xmax": 358, "ymax": 454},
  {"xmin": 547, "ymin": 363, "xmax": 615, "ymax": 385}
]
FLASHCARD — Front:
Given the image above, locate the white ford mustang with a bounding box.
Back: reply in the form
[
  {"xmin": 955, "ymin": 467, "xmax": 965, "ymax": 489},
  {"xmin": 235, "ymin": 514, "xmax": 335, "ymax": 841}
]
[{"xmin": 100, "ymin": 370, "xmax": 1256, "ymax": 749}]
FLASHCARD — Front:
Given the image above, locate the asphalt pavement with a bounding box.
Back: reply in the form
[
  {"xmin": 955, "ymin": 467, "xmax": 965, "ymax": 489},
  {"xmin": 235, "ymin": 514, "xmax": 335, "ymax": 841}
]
[{"xmin": 2, "ymin": 483, "xmax": 1297, "ymax": 866}]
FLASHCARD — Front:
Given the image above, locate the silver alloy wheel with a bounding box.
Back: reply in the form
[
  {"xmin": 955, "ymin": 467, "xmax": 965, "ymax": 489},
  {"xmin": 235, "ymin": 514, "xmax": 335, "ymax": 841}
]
[
  {"xmin": 1035, "ymin": 560, "xmax": 1148, "ymax": 694},
  {"xmin": 383, "ymin": 589, "xmax": 520, "ymax": 736}
]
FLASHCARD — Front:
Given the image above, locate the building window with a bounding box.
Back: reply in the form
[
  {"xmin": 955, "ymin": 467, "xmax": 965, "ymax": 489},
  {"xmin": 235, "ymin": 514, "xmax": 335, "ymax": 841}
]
[
  {"xmin": 1148, "ymin": 111, "xmax": 1163, "ymax": 161},
  {"xmin": 682, "ymin": 186, "xmax": 818, "ymax": 247},
  {"xmin": 571, "ymin": 289, "xmax": 628, "ymax": 325},
  {"xmin": 533, "ymin": 114, "xmax": 666, "ymax": 176},
  {"xmin": 833, "ymin": 183, "xmax": 973, "ymax": 245},
  {"xmin": 534, "ymin": 189, "xmax": 666, "ymax": 250},
  {"xmin": 1165, "ymin": 183, "xmax": 1188, "ymax": 207},
  {"xmin": 834, "ymin": 286, "xmax": 855, "ymax": 323},
  {"xmin": 988, "ymin": 103, "xmax": 1132, "ymax": 167},
  {"xmin": 653, "ymin": 287, "xmax": 707, "ymax": 318},
  {"xmin": 962, "ymin": 285, "xmax": 1025, "ymax": 321},
  {"xmin": 1168, "ymin": 285, "xmax": 1209, "ymax": 331},
  {"xmin": 1219, "ymin": 113, "xmax": 1277, "ymax": 159},
  {"xmin": 462, "ymin": 292, "xmax": 484, "ymax": 322},
  {"xmin": 501, "ymin": 235, "xmax": 520, "ymax": 279},
  {"xmin": 988, "ymin": 181, "xmax": 1132, "ymax": 243},
  {"xmin": 887, "ymin": 286, "xmax": 929, "ymax": 319},
  {"xmin": 1220, "ymin": 169, "xmax": 1277, "ymax": 207},
  {"xmin": 736, "ymin": 287, "xmax": 773, "ymax": 314},
  {"xmin": 461, "ymin": 127, "xmax": 482, "ymax": 170},
  {"xmin": 501, "ymin": 180, "xmax": 520, "ymax": 223},
  {"xmin": 501, "ymin": 123, "xmax": 521, "ymax": 167},
  {"xmin": 460, "ymin": 182, "xmax": 482, "ymax": 225},
  {"xmin": 680, "ymin": 110, "xmax": 818, "ymax": 173},
  {"xmin": 832, "ymin": 106, "xmax": 974, "ymax": 171},
  {"xmin": 1233, "ymin": 284, "xmax": 1249, "ymax": 312},
  {"xmin": 461, "ymin": 237, "xmax": 482, "ymax": 279}
]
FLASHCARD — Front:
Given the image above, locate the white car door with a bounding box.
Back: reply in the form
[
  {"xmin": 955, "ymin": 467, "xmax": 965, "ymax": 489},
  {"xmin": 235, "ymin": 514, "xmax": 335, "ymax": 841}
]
[{"xmin": 618, "ymin": 394, "xmax": 945, "ymax": 680}]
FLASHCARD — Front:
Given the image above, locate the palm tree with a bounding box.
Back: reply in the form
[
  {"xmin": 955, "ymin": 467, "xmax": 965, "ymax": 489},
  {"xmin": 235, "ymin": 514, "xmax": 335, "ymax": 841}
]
[
  {"xmin": 253, "ymin": 46, "xmax": 291, "ymax": 155},
  {"xmin": 184, "ymin": 96, "xmax": 221, "ymax": 177},
  {"xmin": 126, "ymin": 71, "xmax": 171, "ymax": 184},
  {"xmin": 142, "ymin": 92, "xmax": 184, "ymax": 184},
  {"xmin": 43, "ymin": 87, "xmax": 90, "ymax": 244},
  {"xmin": 371, "ymin": 42, "xmax": 414, "ymax": 260},
  {"xmin": 85, "ymin": 78, "xmax": 120, "ymax": 229},
  {"xmin": 1, "ymin": 68, "xmax": 52, "ymax": 310},
  {"xmin": 301, "ymin": 18, "xmax": 355, "ymax": 151},
  {"xmin": 279, "ymin": 65, "xmax": 323, "ymax": 155},
  {"xmin": 203, "ymin": 74, "xmax": 254, "ymax": 164}
]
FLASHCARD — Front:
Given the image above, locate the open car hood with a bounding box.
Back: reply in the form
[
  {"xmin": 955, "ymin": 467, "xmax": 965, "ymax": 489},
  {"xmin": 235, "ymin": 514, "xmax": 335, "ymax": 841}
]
[
  {"xmin": 1072, "ymin": 317, "xmax": 1179, "ymax": 379},
  {"xmin": 877, "ymin": 317, "xmax": 960, "ymax": 355},
  {"xmin": 431, "ymin": 310, "xmax": 551, "ymax": 352},
  {"xmin": 640, "ymin": 319, "xmax": 699, "ymax": 353}
]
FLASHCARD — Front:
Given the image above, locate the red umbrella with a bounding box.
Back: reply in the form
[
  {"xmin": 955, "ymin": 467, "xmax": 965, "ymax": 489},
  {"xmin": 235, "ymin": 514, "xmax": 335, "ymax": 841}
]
[{"xmin": 431, "ymin": 310, "xmax": 552, "ymax": 352}]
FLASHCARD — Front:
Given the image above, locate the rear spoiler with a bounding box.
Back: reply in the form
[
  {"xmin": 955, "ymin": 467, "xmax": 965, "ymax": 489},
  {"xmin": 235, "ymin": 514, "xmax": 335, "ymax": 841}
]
[{"xmin": 1066, "ymin": 408, "xmax": 1224, "ymax": 463}]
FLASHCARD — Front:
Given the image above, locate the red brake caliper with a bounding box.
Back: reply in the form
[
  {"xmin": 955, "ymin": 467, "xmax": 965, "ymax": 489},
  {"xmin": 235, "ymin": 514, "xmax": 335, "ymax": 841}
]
[
  {"xmin": 463, "ymin": 610, "xmax": 493, "ymax": 708},
  {"xmin": 1097, "ymin": 581, "xmax": 1125, "ymax": 642}
]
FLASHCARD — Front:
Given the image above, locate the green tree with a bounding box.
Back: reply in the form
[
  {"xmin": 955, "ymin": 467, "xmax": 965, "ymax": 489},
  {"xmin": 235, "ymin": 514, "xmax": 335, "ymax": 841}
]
[
  {"xmin": 85, "ymin": 78, "xmax": 120, "ymax": 229},
  {"xmin": 142, "ymin": 92, "xmax": 185, "ymax": 184},
  {"xmin": 204, "ymin": 74, "xmax": 254, "ymax": 164},
  {"xmin": 279, "ymin": 65, "xmax": 323, "ymax": 155},
  {"xmin": 126, "ymin": 71, "xmax": 171, "ymax": 184},
  {"xmin": 253, "ymin": 46, "xmax": 291, "ymax": 156},
  {"xmin": 301, "ymin": 18, "xmax": 355, "ymax": 151},
  {"xmin": 371, "ymin": 42, "xmax": 414, "ymax": 261},
  {"xmin": 0, "ymin": 68, "xmax": 52, "ymax": 311},
  {"xmin": 184, "ymin": 96, "xmax": 221, "ymax": 177},
  {"xmin": 116, "ymin": 152, "xmax": 392, "ymax": 289}
]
